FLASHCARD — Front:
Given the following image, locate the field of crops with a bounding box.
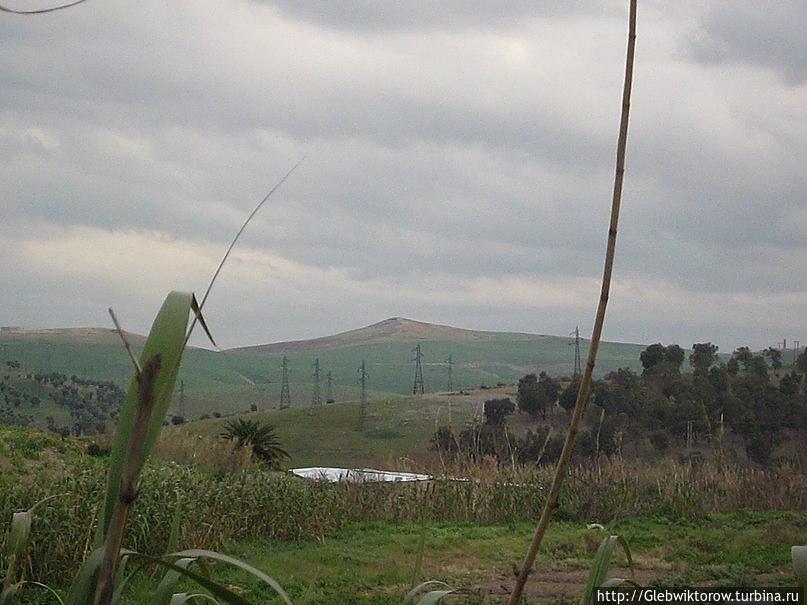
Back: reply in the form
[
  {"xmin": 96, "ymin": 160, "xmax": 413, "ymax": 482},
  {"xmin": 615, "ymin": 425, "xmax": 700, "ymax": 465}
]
[{"xmin": 1, "ymin": 425, "xmax": 805, "ymax": 603}]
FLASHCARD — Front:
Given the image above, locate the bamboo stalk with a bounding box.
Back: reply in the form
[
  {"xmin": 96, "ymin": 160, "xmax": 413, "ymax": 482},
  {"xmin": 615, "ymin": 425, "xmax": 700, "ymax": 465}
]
[
  {"xmin": 507, "ymin": 1, "xmax": 637, "ymax": 603},
  {"xmin": 93, "ymin": 356, "xmax": 161, "ymax": 605}
]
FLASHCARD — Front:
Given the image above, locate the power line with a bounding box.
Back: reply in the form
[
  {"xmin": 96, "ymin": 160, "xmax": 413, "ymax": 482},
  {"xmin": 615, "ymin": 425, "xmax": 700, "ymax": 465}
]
[
  {"xmin": 279, "ymin": 355, "xmax": 291, "ymax": 409},
  {"xmin": 326, "ymin": 370, "xmax": 334, "ymax": 403},
  {"xmin": 570, "ymin": 326, "xmax": 582, "ymax": 380},
  {"xmin": 358, "ymin": 360, "xmax": 369, "ymax": 430},
  {"xmin": 311, "ymin": 358, "xmax": 322, "ymax": 411},
  {"xmin": 412, "ymin": 344, "xmax": 424, "ymax": 396}
]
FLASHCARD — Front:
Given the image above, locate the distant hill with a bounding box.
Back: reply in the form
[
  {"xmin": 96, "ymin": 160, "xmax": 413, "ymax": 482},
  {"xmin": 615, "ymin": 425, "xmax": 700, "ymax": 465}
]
[
  {"xmin": 0, "ymin": 318, "xmax": 648, "ymax": 420},
  {"xmin": 0, "ymin": 326, "xmax": 147, "ymax": 346},
  {"xmin": 228, "ymin": 317, "xmax": 554, "ymax": 355}
]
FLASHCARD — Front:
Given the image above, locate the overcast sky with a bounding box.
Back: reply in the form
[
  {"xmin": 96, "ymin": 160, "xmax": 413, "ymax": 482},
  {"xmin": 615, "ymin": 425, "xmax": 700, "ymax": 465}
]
[{"xmin": 1, "ymin": 0, "xmax": 805, "ymax": 350}]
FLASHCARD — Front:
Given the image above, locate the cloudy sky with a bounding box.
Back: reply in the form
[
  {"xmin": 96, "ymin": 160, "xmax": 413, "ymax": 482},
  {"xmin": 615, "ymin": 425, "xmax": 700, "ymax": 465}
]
[{"xmin": 1, "ymin": 0, "xmax": 805, "ymax": 350}]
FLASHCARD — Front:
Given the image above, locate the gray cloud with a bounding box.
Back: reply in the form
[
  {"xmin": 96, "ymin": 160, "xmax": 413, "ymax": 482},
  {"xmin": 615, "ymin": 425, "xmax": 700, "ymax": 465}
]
[
  {"xmin": 686, "ymin": 0, "xmax": 807, "ymax": 85},
  {"xmin": 263, "ymin": 1, "xmax": 619, "ymax": 32},
  {"xmin": 0, "ymin": 0, "xmax": 805, "ymax": 349}
]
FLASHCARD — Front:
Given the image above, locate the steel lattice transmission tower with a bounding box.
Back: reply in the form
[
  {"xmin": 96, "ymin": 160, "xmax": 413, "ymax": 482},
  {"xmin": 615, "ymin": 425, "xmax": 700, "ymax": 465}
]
[
  {"xmin": 358, "ymin": 360, "xmax": 369, "ymax": 430},
  {"xmin": 446, "ymin": 353, "xmax": 454, "ymax": 392},
  {"xmin": 570, "ymin": 326, "xmax": 582, "ymax": 380},
  {"xmin": 311, "ymin": 358, "xmax": 322, "ymax": 411},
  {"xmin": 279, "ymin": 355, "xmax": 291, "ymax": 409},
  {"xmin": 412, "ymin": 344, "xmax": 425, "ymax": 396},
  {"xmin": 326, "ymin": 370, "xmax": 334, "ymax": 403}
]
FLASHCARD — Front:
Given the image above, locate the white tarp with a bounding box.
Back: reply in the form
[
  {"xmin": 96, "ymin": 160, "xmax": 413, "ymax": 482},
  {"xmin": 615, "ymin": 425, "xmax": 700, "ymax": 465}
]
[{"xmin": 290, "ymin": 466, "xmax": 431, "ymax": 483}]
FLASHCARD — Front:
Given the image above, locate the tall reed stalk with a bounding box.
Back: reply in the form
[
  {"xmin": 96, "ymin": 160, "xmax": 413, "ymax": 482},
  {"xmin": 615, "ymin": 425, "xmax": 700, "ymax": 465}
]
[{"xmin": 508, "ymin": 1, "xmax": 638, "ymax": 602}]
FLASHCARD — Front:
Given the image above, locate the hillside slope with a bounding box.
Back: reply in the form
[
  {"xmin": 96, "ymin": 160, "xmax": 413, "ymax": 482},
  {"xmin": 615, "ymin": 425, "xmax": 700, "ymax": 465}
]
[
  {"xmin": 228, "ymin": 317, "xmax": 551, "ymax": 355},
  {"xmin": 0, "ymin": 318, "xmax": 647, "ymax": 419}
]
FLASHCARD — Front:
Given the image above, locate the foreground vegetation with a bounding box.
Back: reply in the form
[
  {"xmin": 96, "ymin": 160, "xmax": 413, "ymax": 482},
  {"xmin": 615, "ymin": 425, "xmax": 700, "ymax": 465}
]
[
  {"xmin": 2, "ymin": 425, "xmax": 805, "ymax": 595},
  {"xmin": 119, "ymin": 513, "xmax": 806, "ymax": 604}
]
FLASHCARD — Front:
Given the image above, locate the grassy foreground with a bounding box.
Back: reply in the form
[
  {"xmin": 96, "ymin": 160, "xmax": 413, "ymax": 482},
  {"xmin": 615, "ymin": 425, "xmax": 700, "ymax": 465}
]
[{"xmin": 121, "ymin": 512, "xmax": 806, "ymax": 604}]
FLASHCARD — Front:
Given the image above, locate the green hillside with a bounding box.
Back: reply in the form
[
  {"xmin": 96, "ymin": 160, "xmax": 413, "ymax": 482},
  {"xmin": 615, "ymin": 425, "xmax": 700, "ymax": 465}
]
[
  {"xmin": 0, "ymin": 360, "xmax": 123, "ymax": 434},
  {"xmin": 0, "ymin": 319, "xmax": 646, "ymax": 421}
]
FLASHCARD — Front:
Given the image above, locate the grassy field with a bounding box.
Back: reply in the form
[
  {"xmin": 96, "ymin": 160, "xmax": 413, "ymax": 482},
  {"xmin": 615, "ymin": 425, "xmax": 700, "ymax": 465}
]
[
  {"xmin": 175, "ymin": 387, "xmax": 523, "ymax": 468},
  {"xmin": 120, "ymin": 512, "xmax": 806, "ymax": 604},
  {"xmin": 0, "ymin": 331, "xmax": 646, "ymax": 421}
]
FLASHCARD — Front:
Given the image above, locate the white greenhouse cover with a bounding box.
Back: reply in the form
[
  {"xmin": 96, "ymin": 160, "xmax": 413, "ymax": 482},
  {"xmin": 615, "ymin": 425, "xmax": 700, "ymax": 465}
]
[{"xmin": 290, "ymin": 466, "xmax": 431, "ymax": 483}]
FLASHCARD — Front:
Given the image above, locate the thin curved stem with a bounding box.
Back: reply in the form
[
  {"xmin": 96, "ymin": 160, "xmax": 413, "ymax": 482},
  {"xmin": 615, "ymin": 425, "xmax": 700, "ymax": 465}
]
[
  {"xmin": 0, "ymin": 0, "xmax": 88, "ymax": 14},
  {"xmin": 507, "ymin": 1, "xmax": 638, "ymax": 603}
]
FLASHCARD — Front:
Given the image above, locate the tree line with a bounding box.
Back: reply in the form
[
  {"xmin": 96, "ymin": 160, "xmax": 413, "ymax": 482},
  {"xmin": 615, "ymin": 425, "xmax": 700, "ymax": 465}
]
[{"xmin": 433, "ymin": 343, "xmax": 807, "ymax": 465}]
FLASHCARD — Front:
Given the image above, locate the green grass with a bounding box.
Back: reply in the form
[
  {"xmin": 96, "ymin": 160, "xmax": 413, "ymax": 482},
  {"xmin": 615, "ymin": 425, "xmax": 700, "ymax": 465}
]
[
  {"xmin": 181, "ymin": 394, "xmax": 480, "ymax": 468},
  {"xmin": 0, "ymin": 335, "xmax": 647, "ymax": 422},
  {"xmin": 118, "ymin": 512, "xmax": 806, "ymax": 604}
]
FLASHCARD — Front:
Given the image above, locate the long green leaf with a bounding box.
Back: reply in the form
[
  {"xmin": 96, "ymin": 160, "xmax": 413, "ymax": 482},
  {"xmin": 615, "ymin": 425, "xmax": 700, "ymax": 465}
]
[
  {"xmin": 415, "ymin": 591, "xmax": 454, "ymax": 605},
  {"xmin": 171, "ymin": 550, "xmax": 293, "ymax": 605},
  {"xmin": 793, "ymin": 546, "xmax": 807, "ymax": 586},
  {"xmin": 404, "ymin": 581, "xmax": 453, "ymax": 605},
  {"xmin": 65, "ymin": 548, "xmax": 105, "ymax": 605},
  {"xmin": 0, "ymin": 582, "xmax": 22, "ymax": 605},
  {"xmin": 123, "ymin": 554, "xmax": 254, "ymax": 605},
  {"xmin": 580, "ymin": 535, "xmax": 634, "ymax": 605},
  {"xmin": 2, "ymin": 511, "xmax": 31, "ymax": 593},
  {"xmin": 98, "ymin": 291, "xmax": 194, "ymax": 544},
  {"xmin": 169, "ymin": 595, "xmax": 221, "ymax": 605},
  {"xmin": 0, "ymin": 581, "xmax": 65, "ymax": 605},
  {"xmin": 151, "ymin": 558, "xmax": 198, "ymax": 605}
]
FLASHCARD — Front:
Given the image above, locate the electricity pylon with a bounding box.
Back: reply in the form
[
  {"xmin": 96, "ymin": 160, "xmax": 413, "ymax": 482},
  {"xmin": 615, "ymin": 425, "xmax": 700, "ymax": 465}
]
[
  {"xmin": 446, "ymin": 353, "xmax": 454, "ymax": 392},
  {"xmin": 412, "ymin": 344, "xmax": 424, "ymax": 396},
  {"xmin": 326, "ymin": 370, "xmax": 334, "ymax": 403},
  {"xmin": 311, "ymin": 358, "xmax": 322, "ymax": 411},
  {"xmin": 570, "ymin": 327, "xmax": 582, "ymax": 380},
  {"xmin": 279, "ymin": 355, "xmax": 291, "ymax": 409},
  {"xmin": 358, "ymin": 360, "xmax": 369, "ymax": 430}
]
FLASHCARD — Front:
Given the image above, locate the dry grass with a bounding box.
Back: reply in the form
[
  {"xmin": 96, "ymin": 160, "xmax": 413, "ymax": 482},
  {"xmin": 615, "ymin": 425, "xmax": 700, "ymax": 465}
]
[{"xmin": 153, "ymin": 432, "xmax": 256, "ymax": 474}]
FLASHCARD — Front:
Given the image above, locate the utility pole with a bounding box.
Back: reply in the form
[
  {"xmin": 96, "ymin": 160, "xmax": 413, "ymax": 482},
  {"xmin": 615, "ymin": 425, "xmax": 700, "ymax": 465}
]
[
  {"xmin": 358, "ymin": 360, "xmax": 369, "ymax": 430},
  {"xmin": 326, "ymin": 370, "xmax": 334, "ymax": 403},
  {"xmin": 311, "ymin": 358, "xmax": 322, "ymax": 411},
  {"xmin": 570, "ymin": 326, "xmax": 582, "ymax": 381},
  {"xmin": 446, "ymin": 353, "xmax": 454, "ymax": 392},
  {"xmin": 279, "ymin": 355, "xmax": 291, "ymax": 409},
  {"xmin": 794, "ymin": 340, "xmax": 801, "ymax": 365},
  {"xmin": 412, "ymin": 344, "xmax": 424, "ymax": 396}
]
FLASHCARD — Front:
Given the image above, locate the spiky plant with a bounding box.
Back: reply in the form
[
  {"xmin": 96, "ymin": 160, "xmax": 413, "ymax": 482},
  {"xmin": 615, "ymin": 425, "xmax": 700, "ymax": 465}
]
[{"xmin": 220, "ymin": 419, "xmax": 289, "ymax": 467}]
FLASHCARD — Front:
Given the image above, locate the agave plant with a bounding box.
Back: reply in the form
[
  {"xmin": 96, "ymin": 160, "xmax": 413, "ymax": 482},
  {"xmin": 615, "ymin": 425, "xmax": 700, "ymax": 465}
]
[{"xmin": 219, "ymin": 419, "xmax": 289, "ymax": 467}]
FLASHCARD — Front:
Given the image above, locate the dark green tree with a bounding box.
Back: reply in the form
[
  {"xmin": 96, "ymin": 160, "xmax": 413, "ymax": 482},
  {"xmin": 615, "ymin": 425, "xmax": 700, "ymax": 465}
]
[
  {"xmin": 517, "ymin": 374, "xmax": 540, "ymax": 417},
  {"xmin": 517, "ymin": 372, "xmax": 560, "ymax": 418},
  {"xmin": 690, "ymin": 343, "xmax": 719, "ymax": 376},
  {"xmin": 727, "ymin": 357, "xmax": 740, "ymax": 375},
  {"xmin": 558, "ymin": 378, "xmax": 580, "ymax": 412},
  {"xmin": 484, "ymin": 398, "xmax": 515, "ymax": 425},
  {"xmin": 732, "ymin": 346, "xmax": 753, "ymax": 371},
  {"xmin": 640, "ymin": 343, "xmax": 666, "ymax": 372},
  {"xmin": 764, "ymin": 347, "xmax": 783, "ymax": 373}
]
